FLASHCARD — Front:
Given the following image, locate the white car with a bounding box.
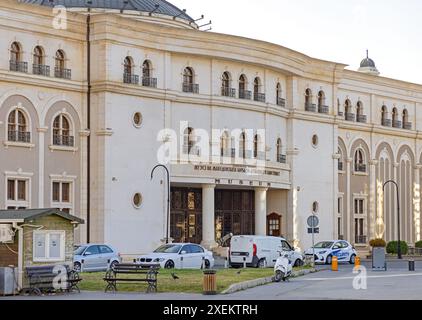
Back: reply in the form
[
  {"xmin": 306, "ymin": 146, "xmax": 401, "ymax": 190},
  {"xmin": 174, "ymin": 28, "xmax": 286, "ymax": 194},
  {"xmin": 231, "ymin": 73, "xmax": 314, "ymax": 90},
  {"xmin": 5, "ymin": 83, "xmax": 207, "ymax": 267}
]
[
  {"xmin": 135, "ymin": 243, "xmax": 215, "ymax": 269},
  {"xmin": 305, "ymin": 240, "xmax": 357, "ymax": 265}
]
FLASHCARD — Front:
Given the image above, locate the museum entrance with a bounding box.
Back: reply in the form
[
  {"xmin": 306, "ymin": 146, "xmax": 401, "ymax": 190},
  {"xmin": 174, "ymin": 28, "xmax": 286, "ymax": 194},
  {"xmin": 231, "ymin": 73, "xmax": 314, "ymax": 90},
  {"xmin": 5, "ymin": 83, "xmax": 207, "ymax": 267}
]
[
  {"xmin": 170, "ymin": 188, "xmax": 202, "ymax": 244},
  {"xmin": 215, "ymin": 189, "xmax": 255, "ymax": 241}
]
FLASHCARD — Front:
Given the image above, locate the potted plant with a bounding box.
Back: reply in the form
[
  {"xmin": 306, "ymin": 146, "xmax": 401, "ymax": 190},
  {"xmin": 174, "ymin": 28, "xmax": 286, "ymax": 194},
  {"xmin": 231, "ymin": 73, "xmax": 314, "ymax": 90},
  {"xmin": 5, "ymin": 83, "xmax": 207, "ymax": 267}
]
[{"xmin": 369, "ymin": 239, "xmax": 387, "ymax": 271}]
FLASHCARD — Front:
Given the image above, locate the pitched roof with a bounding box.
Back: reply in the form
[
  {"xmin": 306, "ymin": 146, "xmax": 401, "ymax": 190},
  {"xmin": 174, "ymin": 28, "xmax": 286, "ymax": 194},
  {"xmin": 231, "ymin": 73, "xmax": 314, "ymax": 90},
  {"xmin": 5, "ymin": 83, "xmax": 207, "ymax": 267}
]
[{"xmin": 0, "ymin": 208, "xmax": 84, "ymax": 224}]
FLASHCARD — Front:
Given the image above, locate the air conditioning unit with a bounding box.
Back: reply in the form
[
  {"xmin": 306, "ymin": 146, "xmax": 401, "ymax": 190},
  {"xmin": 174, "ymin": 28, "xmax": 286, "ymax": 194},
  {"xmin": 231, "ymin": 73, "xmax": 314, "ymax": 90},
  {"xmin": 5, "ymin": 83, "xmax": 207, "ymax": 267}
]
[{"xmin": 0, "ymin": 224, "xmax": 14, "ymax": 243}]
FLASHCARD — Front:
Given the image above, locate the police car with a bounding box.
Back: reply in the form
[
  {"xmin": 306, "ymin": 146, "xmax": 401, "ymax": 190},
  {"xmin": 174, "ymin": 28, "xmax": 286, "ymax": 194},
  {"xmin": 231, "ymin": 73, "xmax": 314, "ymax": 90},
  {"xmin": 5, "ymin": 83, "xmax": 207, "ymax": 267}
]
[{"xmin": 305, "ymin": 240, "xmax": 357, "ymax": 265}]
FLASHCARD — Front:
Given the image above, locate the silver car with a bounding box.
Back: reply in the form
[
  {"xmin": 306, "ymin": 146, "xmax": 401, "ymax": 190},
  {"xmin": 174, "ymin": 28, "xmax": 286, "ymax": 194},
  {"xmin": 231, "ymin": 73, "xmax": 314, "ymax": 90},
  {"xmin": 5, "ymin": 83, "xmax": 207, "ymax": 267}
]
[{"xmin": 73, "ymin": 244, "xmax": 122, "ymax": 272}]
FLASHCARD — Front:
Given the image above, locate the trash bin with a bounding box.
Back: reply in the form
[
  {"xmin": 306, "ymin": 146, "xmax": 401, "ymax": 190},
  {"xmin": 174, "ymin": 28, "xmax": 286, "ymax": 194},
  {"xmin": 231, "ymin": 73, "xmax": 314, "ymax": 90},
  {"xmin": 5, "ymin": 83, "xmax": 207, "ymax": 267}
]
[
  {"xmin": 203, "ymin": 270, "xmax": 217, "ymax": 295},
  {"xmin": 409, "ymin": 260, "xmax": 415, "ymax": 272}
]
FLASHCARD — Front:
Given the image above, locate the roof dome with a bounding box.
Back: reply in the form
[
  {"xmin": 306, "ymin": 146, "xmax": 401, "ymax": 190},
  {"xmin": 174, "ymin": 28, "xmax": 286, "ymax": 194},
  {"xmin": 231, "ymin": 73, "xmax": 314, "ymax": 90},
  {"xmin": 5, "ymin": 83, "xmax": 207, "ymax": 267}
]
[
  {"xmin": 360, "ymin": 57, "xmax": 376, "ymax": 68},
  {"xmin": 23, "ymin": 0, "xmax": 194, "ymax": 22},
  {"xmin": 358, "ymin": 50, "xmax": 380, "ymax": 76}
]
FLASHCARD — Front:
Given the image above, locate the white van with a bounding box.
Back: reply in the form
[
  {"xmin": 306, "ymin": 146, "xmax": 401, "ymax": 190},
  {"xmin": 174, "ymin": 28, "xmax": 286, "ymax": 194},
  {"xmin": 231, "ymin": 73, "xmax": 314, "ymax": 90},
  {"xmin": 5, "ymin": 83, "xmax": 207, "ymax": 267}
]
[{"xmin": 229, "ymin": 235, "xmax": 304, "ymax": 268}]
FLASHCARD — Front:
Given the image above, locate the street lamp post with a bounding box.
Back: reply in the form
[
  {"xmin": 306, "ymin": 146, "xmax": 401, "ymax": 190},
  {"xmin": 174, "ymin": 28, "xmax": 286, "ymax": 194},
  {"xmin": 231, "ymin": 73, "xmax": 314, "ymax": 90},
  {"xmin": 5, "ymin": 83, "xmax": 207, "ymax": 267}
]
[
  {"xmin": 383, "ymin": 180, "xmax": 402, "ymax": 260},
  {"xmin": 151, "ymin": 165, "xmax": 170, "ymax": 244}
]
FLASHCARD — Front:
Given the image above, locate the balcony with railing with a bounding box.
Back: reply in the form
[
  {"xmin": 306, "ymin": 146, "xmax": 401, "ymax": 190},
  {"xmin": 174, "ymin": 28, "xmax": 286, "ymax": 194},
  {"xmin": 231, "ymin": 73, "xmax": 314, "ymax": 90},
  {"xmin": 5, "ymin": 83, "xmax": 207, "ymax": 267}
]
[
  {"xmin": 221, "ymin": 87, "xmax": 236, "ymax": 98},
  {"xmin": 355, "ymin": 163, "xmax": 367, "ymax": 173},
  {"xmin": 183, "ymin": 83, "xmax": 199, "ymax": 94},
  {"xmin": 33, "ymin": 64, "xmax": 50, "ymax": 77},
  {"xmin": 382, "ymin": 119, "xmax": 392, "ymax": 127},
  {"xmin": 318, "ymin": 105, "xmax": 329, "ymax": 114},
  {"xmin": 10, "ymin": 60, "xmax": 28, "ymax": 73},
  {"xmin": 8, "ymin": 131, "xmax": 31, "ymax": 143},
  {"xmin": 404, "ymin": 122, "xmax": 412, "ymax": 130},
  {"xmin": 357, "ymin": 115, "xmax": 367, "ymax": 123},
  {"xmin": 392, "ymin": 120, "xmax": 402, "ymax": 128},
  {"xmin": 123, "ymin": 73, "xmax": 139, "ymax": 84},
  {"xmin": 239, "ymin": 89, "xmax": 252, "ymax": 100},
  {"xmin": 55, "ymin": 67, "xmax": 72, "ymax": 80},
  {"xmin": 277, "ymin": 98, "xmax": 286, "ymax": 107},
  {"xmin": 277, "ymin": 154, "xmax": 287, "ymax": 164},
  {"xmin": 53, "ymin": 135, "xmax": 75, "ymax": 147},
  {"xmin": 345, "ymin": 113, "xmax": 355, "ymax": 122},
  {"xmin": 142, "ymin": 77, "xmax": 157, "ymax": 88},
  {"xmin": 338, "ymin": 111, "xmax": 344, "ymax": 117},
  {"xmin": 254, "ymin": 93, "xmax": 266, "ymax": 103},
  {"xmin": 305, "ymin": 103, "xmax": 317, "ymax": 112},
  {"xmin": 355, "ymin": 235, "xmax": 367, "ymax": 244}
]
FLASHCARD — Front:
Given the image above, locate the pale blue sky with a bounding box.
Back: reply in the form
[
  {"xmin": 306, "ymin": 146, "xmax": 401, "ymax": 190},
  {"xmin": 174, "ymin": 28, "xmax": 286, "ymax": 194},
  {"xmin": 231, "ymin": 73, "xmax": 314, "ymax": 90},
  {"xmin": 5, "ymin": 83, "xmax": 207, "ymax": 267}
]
[{"xmin": 171, "ymin": 0, "xmax": 422, "ymax": 84}]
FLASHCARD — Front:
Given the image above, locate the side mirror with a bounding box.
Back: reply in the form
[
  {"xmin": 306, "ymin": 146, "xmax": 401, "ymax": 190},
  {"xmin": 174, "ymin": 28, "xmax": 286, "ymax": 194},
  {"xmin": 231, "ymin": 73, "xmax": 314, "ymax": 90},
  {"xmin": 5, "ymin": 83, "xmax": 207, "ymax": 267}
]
[
  {"xmin": 84, "ymin": 252, "xmax": 92, "ymax": 256},
  {"xmin": 180, "ymin": 251, "xmax": 187, "ymax": 255}
]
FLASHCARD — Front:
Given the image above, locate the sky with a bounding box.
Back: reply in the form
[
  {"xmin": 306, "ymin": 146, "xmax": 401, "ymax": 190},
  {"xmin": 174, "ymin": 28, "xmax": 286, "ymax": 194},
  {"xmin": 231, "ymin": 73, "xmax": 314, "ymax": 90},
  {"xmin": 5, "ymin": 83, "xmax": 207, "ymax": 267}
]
[{"xmin": 171, "ymin": 0, "xmax": 422, "ymax": 84}]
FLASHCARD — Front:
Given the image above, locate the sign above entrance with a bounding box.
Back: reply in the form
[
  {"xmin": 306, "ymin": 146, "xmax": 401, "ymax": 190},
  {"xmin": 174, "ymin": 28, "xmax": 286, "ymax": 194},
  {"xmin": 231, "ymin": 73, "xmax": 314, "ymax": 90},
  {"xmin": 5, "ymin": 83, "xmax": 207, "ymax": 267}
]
[{"xmin": 194, "ymin": 165, "xmax": 281, "ymax": 177}]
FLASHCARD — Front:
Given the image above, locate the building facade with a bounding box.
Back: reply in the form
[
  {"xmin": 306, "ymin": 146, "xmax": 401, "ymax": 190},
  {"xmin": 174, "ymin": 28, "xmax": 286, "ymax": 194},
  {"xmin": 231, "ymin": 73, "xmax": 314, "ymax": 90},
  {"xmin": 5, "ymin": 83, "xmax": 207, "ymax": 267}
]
[{"xmin": 0, "ymin": 0, "xmax": 421, "ymax": 255}]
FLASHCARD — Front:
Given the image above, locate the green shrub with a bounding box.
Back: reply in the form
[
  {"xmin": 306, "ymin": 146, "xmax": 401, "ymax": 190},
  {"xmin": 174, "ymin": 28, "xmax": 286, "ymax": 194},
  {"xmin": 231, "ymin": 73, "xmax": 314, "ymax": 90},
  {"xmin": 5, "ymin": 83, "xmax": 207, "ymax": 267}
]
[
  {"xmin": 415, "ymin": 241, "xmax": 422, "ymax": 249},
  {"xmin": 386, "ymin": 241, "xmax": 408, "ymax": 255},
  {"xmin": 369, "ymin": 239, "xmax": 386, "ymax": 247}
]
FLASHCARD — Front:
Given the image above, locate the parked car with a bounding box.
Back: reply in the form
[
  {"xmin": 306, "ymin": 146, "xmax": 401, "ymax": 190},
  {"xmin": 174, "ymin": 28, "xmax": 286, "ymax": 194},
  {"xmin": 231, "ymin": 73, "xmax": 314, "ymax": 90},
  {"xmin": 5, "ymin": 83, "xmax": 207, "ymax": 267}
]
[
  {"xmin": 73, "ymin": 244, "xmax": 122, "ymax": 272},
  {"xmin": 304, "ymin": 240, "xmax": 357, "ymax": 265},
  {"xmin": 135, "ymin": 243, "xmax": 214, "ymax": 269},
  {"xmin": 229, "ymin": 235, "xmax": 304, "ymax": 268}
]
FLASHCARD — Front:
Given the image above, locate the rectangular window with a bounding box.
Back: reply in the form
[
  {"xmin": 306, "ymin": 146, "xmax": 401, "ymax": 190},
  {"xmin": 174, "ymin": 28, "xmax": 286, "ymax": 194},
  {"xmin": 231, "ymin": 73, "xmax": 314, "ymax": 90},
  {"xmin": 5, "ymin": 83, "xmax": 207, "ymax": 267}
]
[
  {"xmin": 52, "ymin": 181, "xmax": 73, "ymax": 213},
  {"xmin": 33, "ymin": 231, "xmax": 65, "ymax": 262},
  {"xmin": 7, "ymin": 180, "xmax": 15, "ymax": 200},
  {"xmin": 52, "ymin": 182, "xmax": 60, "ymax": 202},
  {"xmin": 17, "ymin": 180, "xmax": 26, "ymax": 201},
  {"xmin": 354, "ymin": 199, "xmax": 364, "ymax": 215},
  {"xmin": 61, "ymin": 183, "xmax": 70, "ymax": 203}
]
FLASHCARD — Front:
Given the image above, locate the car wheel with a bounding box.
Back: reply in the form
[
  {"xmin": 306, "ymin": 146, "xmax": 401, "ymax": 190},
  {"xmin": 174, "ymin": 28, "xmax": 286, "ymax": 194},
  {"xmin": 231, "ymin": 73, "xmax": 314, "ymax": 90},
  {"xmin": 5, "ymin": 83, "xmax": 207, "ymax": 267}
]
[
  {"xmin": 326, "ymin": 255, "xmax": 333, "ymax": 265},
  {"xmin": 73, "ymin": 262, "xmax": 81, "ymax": 272},
  {"xmin": 349, "ymin": 254, "xmax": 356, "ymax": 265},
  {"xmin": 257, "ymin": 259, "xmax": 267, "ymax": 268},
  {"xmin": 165, "ymin": 260, "xmax": 175, "ymax": 269},
  {"xmin": 110, "ymin": 260, "xmax": 119, "ymax": 269},
  {"xmin": 204, "ymin": 259, "xmax": 211, "ymax": 269},
  {"xmin": 274, "ymin": 270, "xmax": 284, "ymax": 283}
]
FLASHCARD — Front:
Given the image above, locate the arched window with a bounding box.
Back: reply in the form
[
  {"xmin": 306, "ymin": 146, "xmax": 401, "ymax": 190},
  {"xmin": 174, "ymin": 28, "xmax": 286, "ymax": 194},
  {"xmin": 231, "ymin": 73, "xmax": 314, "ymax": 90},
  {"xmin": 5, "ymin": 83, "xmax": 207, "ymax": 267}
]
[
  {"xmin": 123, "ymin": 56, "xmax": 137, "ymax": 84},
  {"xmin": 33, "ymin": 46, "xmax": 44, "ymax": 66},
  {"xmin": 402, "ymin": 109, "xmax": 410, "ymax": 129},
  {"xmin": 254, "ymin": 77, "xmax": 264, "ymax": 102},
  {"xmin": 318, "ymin": 91, "xmax": 327, "ymax": 113},
  {"xmin": 345, "ymin": 99, "xmax": 352, "ymax": 114},
  {"xmin": 354, "ymin": 149, "xmax": 366, "ymax": 173},
  {"xmin": 10, "ymin": 42, "xmax": 21, "ymax": 62},
  {"xmin": 124, "ymin": 56, "xmax": 133, "ymax": 75},
  {"xmin": 220, "ymin": 131, "xmax": 230, "ymax": 157},
  {"xmin": 356, "ymin": 101, "xmax": 366, "ymax": 123},
  {"xmin": 305, "ymin": 88, "xmax": 313, "ymax": 111},
  {"xmin": 183, "ymin": 67, "xmax": 197, "ymax": 93},
  {"xmin": 276, "ymin": 138, "xmax": 285, "ymax": 163},
  {"xmin": 33, "ymin": 46, "xmax": 49, "ymax": 76},
  {"xmin": 381, "ymin": 105, "xmax": 388, "ymax": 126},
  {"xmin": 141, "ymin": 60, "xmax": 156, "ymax": 87},
  {"xmin": 392, "ymin": 108, "xmax": 400, "ymax": 128},
  {"xmin": 8, "ymin": 109, "xmax": 30, "ymax": 143},
  {"xmin": 55, "ymin": 50, "xmax": 70, "ymax": 79},
  {"xmin": 221, "ymin": 72, "xmax": 231, "ymax": 97},
  {"xmin": 239, "ymin": 74, "xmax": 249, "ymax": 99},
  {"xmin": 239, "ymin": 132, "xmax": 246, "ymax": 159},
  {"xmin": 338, "ymin": 147, "xmax": 344, "ymax": 171},
  {"xmin": 53, "ymin": 114, "xmax": 74, "ymax": 147},
  {"xmin": 183, "ymin": 127, "xmax": 195, "ymax": 154},
  {"xmin": 276, "ymin": 83, "xmax": 284, "ymax": 107}
]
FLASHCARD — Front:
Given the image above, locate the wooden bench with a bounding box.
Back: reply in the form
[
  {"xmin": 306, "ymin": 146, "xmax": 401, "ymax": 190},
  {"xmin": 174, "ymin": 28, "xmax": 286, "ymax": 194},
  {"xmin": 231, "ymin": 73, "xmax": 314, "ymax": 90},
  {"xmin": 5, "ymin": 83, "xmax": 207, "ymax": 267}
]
[
  {"xmin": 103, "ymin": 263, "xmax": 160, "ymax": 294},
  {"xmin": 25, "ymin": 265, "xmax": 82, "ymax": 295}
]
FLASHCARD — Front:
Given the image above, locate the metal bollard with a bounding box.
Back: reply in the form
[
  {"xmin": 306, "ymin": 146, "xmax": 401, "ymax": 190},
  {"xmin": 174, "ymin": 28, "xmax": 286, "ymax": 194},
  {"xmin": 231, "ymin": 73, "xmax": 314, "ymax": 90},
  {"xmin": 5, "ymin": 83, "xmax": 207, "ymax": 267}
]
[
  {"xmin": 203, "ymin": 270, "xmax": 217, "ymax": 295},
  {"xmin": 243, "ymin": 257, "xmax": 247, "ymax": 269},
  {"xmin": 331, "ymin": 256, "xmax": 338, "ymax": 272},
  {"xmin": 355, "ymin": 256, "xmax": 361, "ymax": 268},
  {"xmin": 409, "ymin": 260, "xmax": 415, "ymax": 272}
]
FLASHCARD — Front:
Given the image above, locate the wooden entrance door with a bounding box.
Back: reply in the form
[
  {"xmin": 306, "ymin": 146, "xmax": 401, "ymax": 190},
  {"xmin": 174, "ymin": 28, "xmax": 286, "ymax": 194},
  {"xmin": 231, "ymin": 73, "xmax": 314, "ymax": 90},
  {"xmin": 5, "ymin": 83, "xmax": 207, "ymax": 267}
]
[
  {"xmin": 170, "ymin": 188, "xmax": 202, "ymax": 244},
  {"xmin": 267, "ymin": 212, "xmax": 282, "ymax": 237}
]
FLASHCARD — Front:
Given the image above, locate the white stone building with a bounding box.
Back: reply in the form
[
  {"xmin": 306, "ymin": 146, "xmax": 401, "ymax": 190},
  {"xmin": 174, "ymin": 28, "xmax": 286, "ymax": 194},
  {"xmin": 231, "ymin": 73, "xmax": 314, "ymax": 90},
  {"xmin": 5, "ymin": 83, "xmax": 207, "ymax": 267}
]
[{"xmin": 0, "ymin": 0, "xmax": 421, "ymax": 256}]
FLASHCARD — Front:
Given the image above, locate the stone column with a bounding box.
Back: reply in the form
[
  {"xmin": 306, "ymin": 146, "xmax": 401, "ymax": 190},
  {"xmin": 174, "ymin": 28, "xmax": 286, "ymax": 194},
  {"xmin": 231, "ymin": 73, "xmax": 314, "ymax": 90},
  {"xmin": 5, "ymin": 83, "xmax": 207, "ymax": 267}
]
[
  {"xmin": 346, "ymin": 158, "xmax": 352, "ymax": 241},
  {"xmin": 201, "ymin": 184, "xmax": 217, "ymax": 249},
  {"xmin": 37, "ymin": 127, "xmax": 48, "ymax": 208},
  {"xmin": 255, "ymin": 187, "xmax": 268, "ymax": 236},
  {"xmin": 414, "ymin": 165, "xmax": 422, "ymax": 242},
  {"xmin": 369, "ymin": 160, "xmax": 378, "ymax": 240},
  {"xmin": 393, "ymin": 162, "xmax": 399, "ymax": 240}
]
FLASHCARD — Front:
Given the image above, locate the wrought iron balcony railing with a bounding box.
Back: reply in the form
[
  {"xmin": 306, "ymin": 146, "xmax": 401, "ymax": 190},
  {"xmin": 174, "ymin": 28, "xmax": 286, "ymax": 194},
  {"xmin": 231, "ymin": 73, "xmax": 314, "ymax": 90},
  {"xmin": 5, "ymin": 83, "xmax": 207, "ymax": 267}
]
[
  {"xmin": 355, "ymin": 235, "xmax": 367, "ymax": 244},
  {"xmin": 277, "ymin": 98, "xmax": 286, "ymax": 107},
  {"xmin": 355, "ymin": 163, "xmax": 367, "ymax": 173},
  {"xmin": 392, "ymin": 120, "xmax": 402, "ymax": 128},
  {"xmin": 33, "ymin": 64, "xmax": 50, "ymax": 76},
  {"xmin": 183, "ymin": 83, "xmax": 199, "ymax": 94},
  {"xmin": 239, "ymin": 89, "xmax": 252, "ymax": 100},
  {"xmin": 123, "ymin": 73, "xmax": 139, "ymax": 84},
  {"xmin": 254, "ymin": 93, "xmax": 266, "ymax": 103},
  {"xmin": 404, "ymin": 122, "xmax": 412, "ymax": 130},
  {"xmin": 10, "ymin": 60, "xmax": 28, "ymax": 73},
  {"xmin": 8, "ymin": 131, "xmax": 31, "ymax": 143},
  {"xmin": 318, "ymin": 105, "xmax": 329, "ymax": 114},
  {"xmin": 221, "ymin": 87, "xmax": 236, "ymax": 98},
  {"xmin": 53, "ymin": 135, "xmax": 75, "ymax": 147},
  {"xmin": 142, "ymin": 77, "xmax": 157, "ymax": 88},
  {"xmin": 277, "ymin": 154, "xmax": 287, "ymax": 164},
  {"xmin": 305, "ymin": 103, "xmax": 317, "ymax": 112},
  {"xmin": 55, "ymin": 67, "xmax": 72, "ymax": 80},
  {"xmin": 345, "ymin": 113, "xmax": 355, "ymax": 122},
  {"xmin": 382, "ymin": 119, "xmax": 392, "ymax": 127},
  {"xmin": 357, "ymin": 115, "xmax": 367, "ymax": 123}
]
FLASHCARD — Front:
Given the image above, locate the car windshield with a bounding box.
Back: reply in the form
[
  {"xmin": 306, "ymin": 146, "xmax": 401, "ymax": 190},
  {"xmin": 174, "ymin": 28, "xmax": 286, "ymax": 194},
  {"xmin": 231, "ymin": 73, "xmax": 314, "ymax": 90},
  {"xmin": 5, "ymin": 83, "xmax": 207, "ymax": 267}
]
[
  {"xmin": 153, "ymin": 245, "xmax": 182, "ymax": 254},
  {"xmin": 74, "ymin": 246, "xmax": 87, "ymax": 255},
  {"xmin": 314, "ymin": 241, "xmax": 334, "ymax": 249}
]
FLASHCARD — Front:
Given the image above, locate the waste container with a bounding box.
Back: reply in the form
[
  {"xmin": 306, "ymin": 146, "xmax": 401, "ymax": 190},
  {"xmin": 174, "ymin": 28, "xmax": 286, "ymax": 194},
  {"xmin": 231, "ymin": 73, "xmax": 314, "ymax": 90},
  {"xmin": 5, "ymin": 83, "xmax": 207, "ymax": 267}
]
[
  {"xmin": 409, "ymin": 260, "xmax": 415, "ymax": 272},
  {"xmin": 203, "ymin": 270, "xmax": 217, "ymax": 295}
]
